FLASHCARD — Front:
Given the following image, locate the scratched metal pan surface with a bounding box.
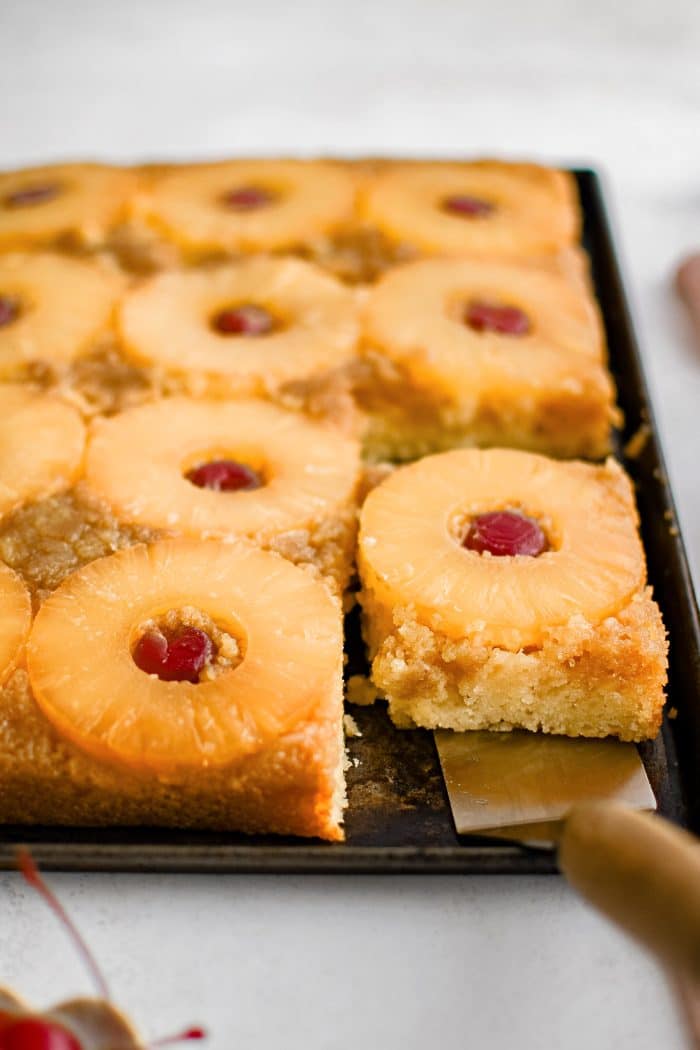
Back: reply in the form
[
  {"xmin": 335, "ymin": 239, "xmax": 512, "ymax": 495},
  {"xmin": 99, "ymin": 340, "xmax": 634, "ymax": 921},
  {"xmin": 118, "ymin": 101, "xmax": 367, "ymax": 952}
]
[{"xmin": 0, "ymin": 169, "xmax": 698, "ymax": 874}]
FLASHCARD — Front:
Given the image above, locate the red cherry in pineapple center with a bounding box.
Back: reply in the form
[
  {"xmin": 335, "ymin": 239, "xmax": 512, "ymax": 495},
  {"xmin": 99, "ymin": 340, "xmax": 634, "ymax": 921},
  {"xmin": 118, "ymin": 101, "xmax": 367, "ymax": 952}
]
[
  {"xmin": 212, "ymin": 303, "xmax": 275, "ymax": 336},
  {"xmin": 4, "ymin": 183, "xmax": 60, "ymax": 209},
  {"xmin": 463, "ymin": 511, "xmax": 547, "ymax": 557},
  {"xmin": 0, "ymin": 1018, "xmax": 82, "ymax": 1050},
  {"xmin": 133, "ymin": 626, "xmax": 213, "ymax": 684},
  {"xmin": 221, "ymin": 185, "xmax": 274, "ymax": 211},
  {"xmin": 465, "ymin": 300, "xmax": 531, "ymax": 336},
  {"xmin": 186, "ymin": 459, "xmax": 262, "ymax": 492},
  {"xmin": 442, "ymin": 194, "xmax": 494, "ymax": 218},
  {"xmin": 0, "ymin": 296, "xmax": 19, "ymax": 328}
]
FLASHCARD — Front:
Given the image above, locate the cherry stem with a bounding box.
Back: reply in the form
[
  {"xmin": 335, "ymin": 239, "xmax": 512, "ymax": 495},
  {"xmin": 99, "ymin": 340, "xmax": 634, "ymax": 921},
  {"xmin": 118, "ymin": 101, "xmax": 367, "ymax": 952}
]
[
  {"xmin": 150, "ymin": 1028, "xmax": 207, "ymax": 1046},
  {"xmin": 16, "ymin": 848, "xmax": 110, "ymax": 1002}
]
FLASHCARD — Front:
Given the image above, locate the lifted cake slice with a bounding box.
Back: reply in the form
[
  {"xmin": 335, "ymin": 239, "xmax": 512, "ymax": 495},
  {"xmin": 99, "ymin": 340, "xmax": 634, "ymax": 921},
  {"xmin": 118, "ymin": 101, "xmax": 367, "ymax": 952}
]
[{"xmin": 358, "ymin": 448, "xmax": 667, "ymax": 741}]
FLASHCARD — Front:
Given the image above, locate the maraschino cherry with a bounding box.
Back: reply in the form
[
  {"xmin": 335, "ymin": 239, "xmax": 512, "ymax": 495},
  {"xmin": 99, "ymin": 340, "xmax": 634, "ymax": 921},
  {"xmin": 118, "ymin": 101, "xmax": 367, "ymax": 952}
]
[
  {"xmin": 4, "ymin": 184, "xmax": 59, "ymax": 209},
  {"xmin": 0, "ymin": 297, "xmax": 19, "ymax": 328},
  {"xmin": 133, "ymin": 627, "xmax": 213, "ymax": 684},
  {"xmin": 442, "ymin": 194, "xmax": 493, "ymax": 218},
  {"xmin": 212, "ymin": 303, "xmax": 274, "ymax": 336},
  {"xmin": 220, "ymin": 186, "xmax": 273, "ymax": 211},
  {"xmin": 186, "ymin": 459, "xmax": 262, "ymax": 493},
  {"xmin": 0, "ymin": 1018, "xmax": 81, "ymax": 1050},
  {"xmin": 463, "ymin": 511, "xmax": 547, "ymax": 557},
  {"xmin": 9, "ymin": 850, "xmax": 207, "ymax": 1049},
  {"xmin": 465, "ymin": 300, "xmax": 530, "ymax": 336}
]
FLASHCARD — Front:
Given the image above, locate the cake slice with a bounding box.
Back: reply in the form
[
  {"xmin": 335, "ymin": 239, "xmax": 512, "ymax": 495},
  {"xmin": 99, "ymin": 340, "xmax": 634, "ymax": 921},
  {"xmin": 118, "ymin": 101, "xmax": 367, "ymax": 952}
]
[
  {"xmin": 117, "ymin": 255, "xmax": 359, "ymax": 414},
  {"xmin": 137, "ymin": 158, "xmax": 356, "ymax": 258},
  {"xmin": 0, "ymin": 253, "xmax": 124, "ymax": 380},
  {"xmin": 0, "ymin": 538, "xmax": 346, "ymax": 839},
  {"xmin": 0, "ymin": 163, "xmax": 137, "ymax": 251},
  {"xmin": 0, "ymin": 386, "xmax": 85, "ymax": 518},
  {"xmin": 357, "ymin": 255, "xmax": 617, "ymax": 461},
  {"xmin": 359, "ymin": 159, "xmax": 580, "ymax": 258},
  {"xmin": 358, "ymin": 447, "xmax": 667, "ymax": 741},
  {"xmin": 84, "ymin": 396, "xmax": 361, "ymax": 594},
  {"xmin": 0, "ymin": 561, "xmax": 31, "ymax": 686}
]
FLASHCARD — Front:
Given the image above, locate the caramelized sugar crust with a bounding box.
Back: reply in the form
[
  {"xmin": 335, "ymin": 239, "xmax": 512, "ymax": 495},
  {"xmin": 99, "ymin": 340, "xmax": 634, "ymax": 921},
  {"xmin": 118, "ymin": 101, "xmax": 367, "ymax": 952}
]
[{"xmin": 0, "ymin": 486, "xmax": 157, "ymax": 608}]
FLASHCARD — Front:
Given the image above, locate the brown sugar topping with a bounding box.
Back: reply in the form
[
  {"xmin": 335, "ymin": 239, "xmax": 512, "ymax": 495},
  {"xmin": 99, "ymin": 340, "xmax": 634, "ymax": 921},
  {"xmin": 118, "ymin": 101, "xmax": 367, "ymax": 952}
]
[{"xmin": 0, "ymin": 488, "xmax": 157, "ymax": 608}]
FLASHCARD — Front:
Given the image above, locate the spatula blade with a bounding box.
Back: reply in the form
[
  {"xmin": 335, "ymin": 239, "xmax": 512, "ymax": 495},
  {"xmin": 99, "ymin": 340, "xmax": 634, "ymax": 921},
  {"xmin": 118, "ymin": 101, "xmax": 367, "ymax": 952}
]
[{"xmin": 435, "ymin": 730, "xmax": 656, "ymax": 839}]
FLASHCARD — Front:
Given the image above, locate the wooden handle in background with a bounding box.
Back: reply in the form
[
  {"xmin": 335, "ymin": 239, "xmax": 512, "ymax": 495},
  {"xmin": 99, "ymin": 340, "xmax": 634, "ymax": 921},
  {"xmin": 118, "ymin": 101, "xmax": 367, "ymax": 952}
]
[
  {"xmin": 676, "ymin": 254, "xmax": 700, "ymax": 343},
  {"xmin": 559, "ymin": 803, "xmax": 700, "ymax": 980}
]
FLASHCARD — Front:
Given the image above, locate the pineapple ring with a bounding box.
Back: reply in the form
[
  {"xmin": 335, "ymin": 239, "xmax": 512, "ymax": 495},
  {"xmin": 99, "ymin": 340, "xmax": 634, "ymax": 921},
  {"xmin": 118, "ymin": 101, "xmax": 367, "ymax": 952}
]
[
  {"xmin": 85, "ymin": 397, "xmax": 360, "ymax": 539},
  {"xmin": 0, "ymin": 163, "xmax": 137, "ymax": 250},
  {"xmin": 364, "ymin": 257, "xmax": 605, "ymax": 379},
  {"xmin": 118, "ymin": 257, "xmax": 359, "ymax": 394},
  {"xmin": 0, "ymin": 562, "xmax": 31, "ymax": 686},
  {"xmin": 359, "ymin": 448, "xmax": 646, "ymax": 651},
  {"xmin": 0, "ymin": 386, "xmax": 86, "ymax": 517},
  {"xmin": 141, "ymin": 160, "xmax": 356, "ymax": 252},
  {"xmin": 27, "ymin": 538, "xmax": 342, "ymax": 774},
  {"xmin": 360, "ymin": 162, "xmax": 579, "ymax": 256},
  {"xmin": 0, "ymin": 253, "xmax": 124, "ymax": 377}
]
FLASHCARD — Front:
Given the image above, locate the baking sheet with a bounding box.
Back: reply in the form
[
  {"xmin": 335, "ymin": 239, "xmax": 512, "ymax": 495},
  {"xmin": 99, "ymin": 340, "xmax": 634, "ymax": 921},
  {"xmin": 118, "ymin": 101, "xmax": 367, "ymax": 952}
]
[{"xmin": 0, "ymin": 169, "xmax": 696, "ymax": 874}]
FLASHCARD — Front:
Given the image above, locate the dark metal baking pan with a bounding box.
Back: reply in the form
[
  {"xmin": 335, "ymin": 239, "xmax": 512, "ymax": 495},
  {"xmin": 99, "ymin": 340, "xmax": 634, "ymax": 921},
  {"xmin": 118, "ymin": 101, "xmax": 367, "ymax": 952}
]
[{"xmin": 0, "ymin": 168, "xmax": 697, "ymax": 874}]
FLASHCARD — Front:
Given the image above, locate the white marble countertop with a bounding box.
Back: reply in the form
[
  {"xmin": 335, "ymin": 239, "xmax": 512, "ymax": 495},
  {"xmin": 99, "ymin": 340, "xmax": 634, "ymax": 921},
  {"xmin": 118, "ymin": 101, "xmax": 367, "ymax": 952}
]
[{"xmin": 0, "ymin": 1, "xmax": 698, "ymax": 1046}]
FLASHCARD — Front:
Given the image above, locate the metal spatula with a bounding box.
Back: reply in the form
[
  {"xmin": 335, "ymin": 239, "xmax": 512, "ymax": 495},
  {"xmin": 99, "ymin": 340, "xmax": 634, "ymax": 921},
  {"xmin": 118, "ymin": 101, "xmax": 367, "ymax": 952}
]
[{"xmin": 434, "ymin": 730, "xmax": 656, "ymax": 845}]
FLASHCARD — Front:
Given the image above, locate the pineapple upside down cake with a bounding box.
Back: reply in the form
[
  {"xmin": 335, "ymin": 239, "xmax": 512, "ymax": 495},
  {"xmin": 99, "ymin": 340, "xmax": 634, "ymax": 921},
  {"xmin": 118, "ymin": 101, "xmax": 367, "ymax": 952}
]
[
  {"xmin": 0, "ymin": 154, "xmax": 668, "ymax": 839},
  {"xmin": 358, "ymin": 448, "xmax": 668, "ymax": 741}
]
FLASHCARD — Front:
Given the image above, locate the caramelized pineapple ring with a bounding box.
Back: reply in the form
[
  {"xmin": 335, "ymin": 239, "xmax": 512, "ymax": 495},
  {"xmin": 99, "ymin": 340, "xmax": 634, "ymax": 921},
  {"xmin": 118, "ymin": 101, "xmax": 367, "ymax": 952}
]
[
  {"xmin": 27, "ymin": 539, "xmax": 342, "ymax": 774},
  {"xmin": 0, "ymin": 163, "xmax": 138, "ymax": 250},
  {"xmin": 0, "ymin": 253, "xmax": 123, "ymax": 377},
  {"xmin": 0, "ymin": 562, "xmax": 31, "ymax": 685},
  {"xmin": 364, "ymin": 256, "xmax": 606, "ymax": 370},
  {"xmin": 360, "ymin": 161, "xmax": 579, "ymax": 256},
  {"xmin": 0, "ymin": 387, "xmax": 86, "ymax": 517},
  {"xmin": 118, "ymin": 257, "xmax": 359, "ymax": 395},
  {"xmin": 85, "ymin": 397, "xmax": 360, "ymax": 540},
  {"xmin": 140, "ymin": 159, "xmax": 356, "ymax": 253},
  {"xmin": 359, "ymin": 448, "xmax": 645, "ymax": 651}
]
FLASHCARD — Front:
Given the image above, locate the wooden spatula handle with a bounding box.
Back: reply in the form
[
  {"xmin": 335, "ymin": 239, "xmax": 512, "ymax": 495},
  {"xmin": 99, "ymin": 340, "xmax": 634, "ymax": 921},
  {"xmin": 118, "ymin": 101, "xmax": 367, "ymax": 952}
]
[
  {"xmin": 559, "ymin": 802, "xmax": 700, "ymax": 981},
  {"xmin": 677, "ymin": 254, "xmax": 700, "ymax": 341}
]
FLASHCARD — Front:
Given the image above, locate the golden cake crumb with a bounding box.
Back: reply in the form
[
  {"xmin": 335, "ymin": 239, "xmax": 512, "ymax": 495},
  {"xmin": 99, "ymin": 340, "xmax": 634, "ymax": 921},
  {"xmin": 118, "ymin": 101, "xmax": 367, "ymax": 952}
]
[
  {"xmin": 346, "ymin": 674, "xmax": 380, "ymax": 706},
  {"xmin": 623, "ymin": 423, "xmax": 651, "ymax": 460},
  {"xmin": 343, "ymin": 713, "xmax": 362, "ymax": 738}
]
